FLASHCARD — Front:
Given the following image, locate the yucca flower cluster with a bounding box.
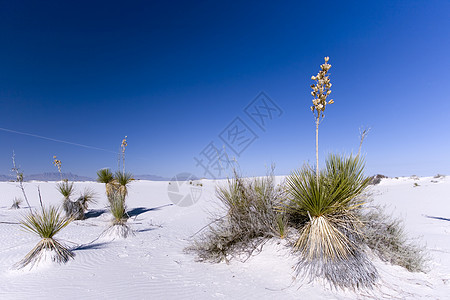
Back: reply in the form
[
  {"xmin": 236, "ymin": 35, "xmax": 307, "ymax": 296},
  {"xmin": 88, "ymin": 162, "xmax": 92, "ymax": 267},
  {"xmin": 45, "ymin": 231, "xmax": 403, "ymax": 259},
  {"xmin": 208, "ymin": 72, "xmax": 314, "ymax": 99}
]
[
  {"xmin": 121, "ymin": 136, "xmax": 128, "ymax": 152},
  {"xmin": 310, "ymin": 56, "xmax": 333, "ymax": 117},
  {"xmin": 53, "ymin": 156, "xmax": 62, "ymax": 175},
  {"xmin": 120, "ymin": 135, "xmax": 128, "ymax": 174}
]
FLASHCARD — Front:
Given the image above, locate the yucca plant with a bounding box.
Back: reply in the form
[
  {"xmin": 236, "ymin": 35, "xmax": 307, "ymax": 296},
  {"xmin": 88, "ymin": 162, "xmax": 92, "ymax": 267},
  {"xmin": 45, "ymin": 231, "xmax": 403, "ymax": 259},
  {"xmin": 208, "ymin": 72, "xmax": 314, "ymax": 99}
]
[
  {"xmin": 16, "ymin": 205, "xmax": 74, "ymax": 269},
  {"xmin": 77, "ymin": 188, "xmax": 96, "ymax": 213},
  {"xmin": 57, "ymin": 180, "xmax": 76, "ymax": 218},
  {"xmin": 114, "ymin": 171, "xmax": 133, "ymax": 199},
  {"xmin": 57, "ymin": 180, "xmax": 74, "ymax": 217},
  {"xmin": 11, "ymin": 197, "xmax": 23, "ymax": 209},
  {"xmin": 110, "ymin": 188, "xmax": 128, "ymax": 224},
  {"xmin": 97, "ymin": 168, "xmax": 115, "ymax": 200},
  {"xmin": 62, "ymin": 189, "xmax": 97, "ymax": 220},
  {"xmin": 57, "ymin": 180, "xmax": 96, "ymax": 220},
  {"xmin": 97, "ymin": 168, "xmax": 114, "ymax": 184},
  {"xmin": 103, "ymin": 188, "xmax": 132, "ymax": 239},
  {"xmin": 285, "ymin": 154, "xmax": 377, "ymax": 289},
  {"xmin": 57, "ymin": 180, "xmax": 74, "ymax": 199}
]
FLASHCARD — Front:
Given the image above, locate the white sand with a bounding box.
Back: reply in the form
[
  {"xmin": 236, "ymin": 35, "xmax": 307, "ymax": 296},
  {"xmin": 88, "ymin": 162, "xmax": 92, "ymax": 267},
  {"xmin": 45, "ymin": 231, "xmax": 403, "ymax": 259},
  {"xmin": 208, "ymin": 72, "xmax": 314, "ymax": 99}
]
[{"xmin": 0, "ymin": 177, "xmax": 449, "ymax": 299}]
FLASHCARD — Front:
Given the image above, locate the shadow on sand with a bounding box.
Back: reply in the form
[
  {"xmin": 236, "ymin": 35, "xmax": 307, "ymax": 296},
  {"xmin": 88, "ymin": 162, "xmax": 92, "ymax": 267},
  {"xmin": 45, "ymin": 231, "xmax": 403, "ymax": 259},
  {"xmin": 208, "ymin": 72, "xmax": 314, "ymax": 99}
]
[
  {"xmin": 127, "ymin": 203, "xmax": 173, "ymax": 218},
  {"xmin": 84, "ymin": 209, "xmax": 107, "ymax": 219},
  {"xmin": 72, "ymin": 242, "xmax": 109, "ymax": 251},
  {"xmin": 425, "ymin": 215, "xmax": 450, "ymax": 222}
]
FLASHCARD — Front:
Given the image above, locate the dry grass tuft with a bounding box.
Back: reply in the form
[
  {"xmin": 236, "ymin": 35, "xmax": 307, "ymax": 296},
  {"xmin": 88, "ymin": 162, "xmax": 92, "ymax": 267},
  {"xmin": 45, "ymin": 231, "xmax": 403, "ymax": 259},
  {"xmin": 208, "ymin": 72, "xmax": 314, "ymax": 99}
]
[
  {"xmin": 188, "ymin": 169, "xmax": 286, "ymax": 262},
  {"xmin": 360, "ymin": 204, "xmax": 428, "ymax": 273}
]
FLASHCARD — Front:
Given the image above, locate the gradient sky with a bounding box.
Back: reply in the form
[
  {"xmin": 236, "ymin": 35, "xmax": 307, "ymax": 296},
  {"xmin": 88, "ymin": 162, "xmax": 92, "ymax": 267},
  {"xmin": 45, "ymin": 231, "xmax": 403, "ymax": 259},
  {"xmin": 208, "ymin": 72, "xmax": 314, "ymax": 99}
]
[{"xmin": 1, "ymin": 0, "xmax": 449, "ymax": 179}]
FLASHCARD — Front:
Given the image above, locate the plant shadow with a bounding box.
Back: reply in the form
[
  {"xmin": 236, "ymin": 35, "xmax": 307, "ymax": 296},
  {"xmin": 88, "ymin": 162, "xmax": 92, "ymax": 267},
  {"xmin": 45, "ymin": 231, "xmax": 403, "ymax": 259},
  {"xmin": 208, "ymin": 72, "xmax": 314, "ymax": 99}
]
[
  {"xmin": 85, "ymin": 209, "xmax": 107, "ymax": 219},
  {"xmin": 425, "ymin": 215, "xmax": 450, "ymax": 222},
  {"xmin": 127, "ymin": 203, "xmax": 173, "ymax": 218},
  {"xmin": 135, "ymin": 228, "xmax": 159, "ymax": 233},
  {"xmin": 72, "ymin": 242, "xmax": 109, "ymax": 251}
]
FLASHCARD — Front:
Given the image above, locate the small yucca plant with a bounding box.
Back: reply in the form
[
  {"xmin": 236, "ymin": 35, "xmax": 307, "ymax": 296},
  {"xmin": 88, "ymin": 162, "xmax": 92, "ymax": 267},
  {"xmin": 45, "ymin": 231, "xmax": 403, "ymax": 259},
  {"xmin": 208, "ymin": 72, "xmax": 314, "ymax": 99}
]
[
  {"xmin": 16, "ymin": 205, "xmax": 74, "ymax": 269},
  {"xmin": 57, "ymin": 181, "xmax": 74, "ymax": 199},
  {"xmin": 11, "ymin": 197, "xmax": 23, "ymax": 209},
  {"xmin": 61, "ymin": 189, "xmax": 97, "ymax": 220},
  {"xmin": 57, "ymin": 180, "xmax": 76, "ymax": 218},
  {"xmin": 103, "ymin": 188, "xmax": 132, "ymax": 239},
  {"xmin": 77, "ymin": 188, "xmax": 96, "ymax": 212}
]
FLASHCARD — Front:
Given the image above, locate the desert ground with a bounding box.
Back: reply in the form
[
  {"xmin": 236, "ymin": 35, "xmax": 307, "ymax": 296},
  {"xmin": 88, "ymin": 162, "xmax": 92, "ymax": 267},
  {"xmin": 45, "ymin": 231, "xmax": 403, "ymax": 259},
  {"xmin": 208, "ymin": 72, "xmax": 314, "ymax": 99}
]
[{"xmin": 0, "ymin": 176, "xmax": 449, "ymax": 299}]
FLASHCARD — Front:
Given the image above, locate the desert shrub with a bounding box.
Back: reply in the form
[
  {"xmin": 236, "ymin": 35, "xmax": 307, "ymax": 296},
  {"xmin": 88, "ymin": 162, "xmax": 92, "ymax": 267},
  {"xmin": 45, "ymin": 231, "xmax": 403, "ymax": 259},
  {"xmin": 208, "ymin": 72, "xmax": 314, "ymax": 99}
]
[
  {"xmin": 188, "ymin": 170, "xmax": 286, "ymax": 262},
  {"xmin": 11, "ymin": 197, "xmax": 23, "ymax": 209},
  {"xmin": 360, "ymin": 205, "xmax": 428, "ymax": 273},
  {"xmin": 16, "ymin": 205, "xmax": 73, "ymax": 269},
  {"xmin": 369, "ymin": 174, "xmax": 387, "ymax": 185},
  {"xmin": 285, "ymin": 154, "xmax": 378, "ymax": 289}
]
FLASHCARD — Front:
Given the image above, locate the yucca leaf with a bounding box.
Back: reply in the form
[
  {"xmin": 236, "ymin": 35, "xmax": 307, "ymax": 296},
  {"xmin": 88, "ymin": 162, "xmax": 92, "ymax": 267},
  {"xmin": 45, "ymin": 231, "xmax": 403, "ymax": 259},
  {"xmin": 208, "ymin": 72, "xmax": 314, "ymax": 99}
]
[
  {"xmin": 20, "ymin": 206, "xmax": 73, "ymax": 239},
  {"xmin": 97, "ymin": 168, "xmax": 114, "ymax": 184}
]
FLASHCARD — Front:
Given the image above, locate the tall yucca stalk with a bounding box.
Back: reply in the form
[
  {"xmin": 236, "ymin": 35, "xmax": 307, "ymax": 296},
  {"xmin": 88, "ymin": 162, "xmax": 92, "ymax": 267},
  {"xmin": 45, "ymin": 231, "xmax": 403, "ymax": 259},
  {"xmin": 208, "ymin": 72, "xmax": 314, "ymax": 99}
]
[
  {"xmin": 11, "ymin": 151, "xmax": 32, "ymax": 213},
  {"xmin": 16, "ymin": 205, "xmax": 74, "ymax": 269},
  {"xmin": 120, "ymin": 136, "xmax": 128, "ymax": 175},
  {"xmin": 310, "ymin": 57, "xmax": 333, "ymax": 184}
]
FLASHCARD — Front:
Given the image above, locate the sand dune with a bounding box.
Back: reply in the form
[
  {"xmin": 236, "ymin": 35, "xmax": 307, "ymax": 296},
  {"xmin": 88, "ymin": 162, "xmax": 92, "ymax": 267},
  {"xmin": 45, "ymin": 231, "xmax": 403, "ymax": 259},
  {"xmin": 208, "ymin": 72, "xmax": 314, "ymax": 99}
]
[{"xmin": 0, "ymin": 177, "xmax": 449, "ymax": 299}]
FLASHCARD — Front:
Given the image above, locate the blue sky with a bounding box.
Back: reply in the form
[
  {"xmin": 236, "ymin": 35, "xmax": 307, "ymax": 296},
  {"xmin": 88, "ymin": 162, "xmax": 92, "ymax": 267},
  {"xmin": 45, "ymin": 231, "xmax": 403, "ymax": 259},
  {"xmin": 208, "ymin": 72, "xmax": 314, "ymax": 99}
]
[{"xmin": 0, "ymin": 0, "xmax": 449, "ymax": 179}]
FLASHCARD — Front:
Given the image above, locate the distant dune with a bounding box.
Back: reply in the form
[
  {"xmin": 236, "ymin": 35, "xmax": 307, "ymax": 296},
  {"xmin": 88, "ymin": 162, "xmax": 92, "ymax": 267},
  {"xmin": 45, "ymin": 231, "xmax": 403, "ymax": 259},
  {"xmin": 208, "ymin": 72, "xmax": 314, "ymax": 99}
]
[{"xmin": 0, "ymin": 173, "xmax": 173, "ymax": 182}]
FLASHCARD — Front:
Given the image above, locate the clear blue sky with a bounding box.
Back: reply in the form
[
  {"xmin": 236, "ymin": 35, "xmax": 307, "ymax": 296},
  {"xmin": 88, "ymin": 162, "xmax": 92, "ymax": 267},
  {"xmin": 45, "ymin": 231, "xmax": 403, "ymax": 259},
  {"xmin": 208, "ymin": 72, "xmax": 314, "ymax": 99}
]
[{"xmin": 1, "ymin": 0, "xmax": 449, "ymax": 179}]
